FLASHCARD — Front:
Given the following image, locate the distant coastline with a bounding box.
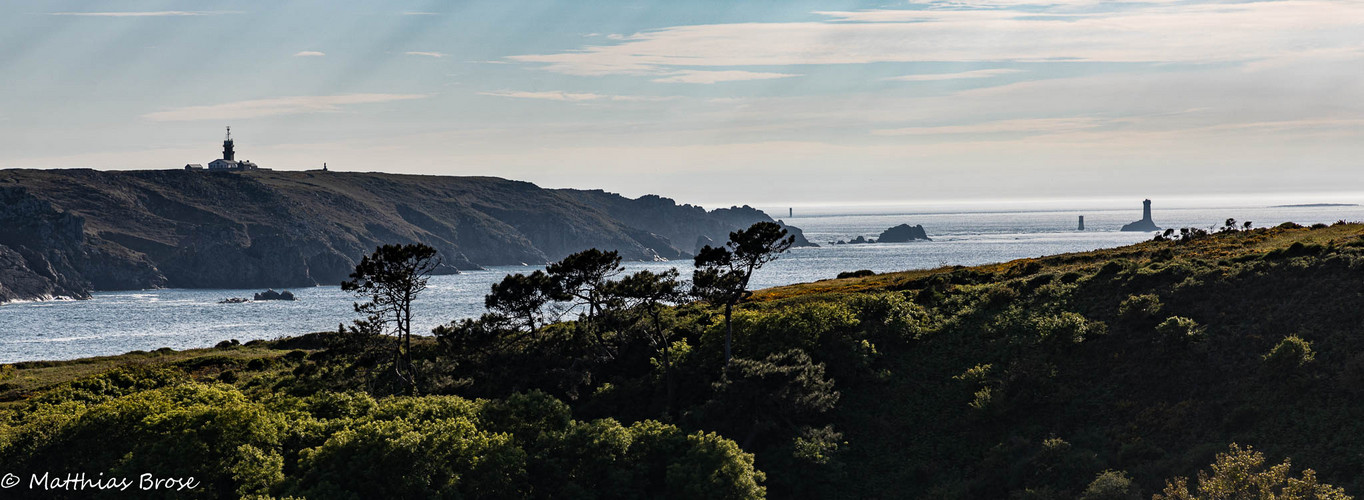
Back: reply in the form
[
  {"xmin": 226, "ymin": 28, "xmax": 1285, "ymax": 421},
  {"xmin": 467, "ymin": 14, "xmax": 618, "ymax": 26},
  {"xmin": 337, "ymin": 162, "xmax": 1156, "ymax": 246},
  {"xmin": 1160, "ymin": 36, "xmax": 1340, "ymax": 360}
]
[{"xmin": 1271, "ymin": 203, "xmax": 1359, "ymax": 208}]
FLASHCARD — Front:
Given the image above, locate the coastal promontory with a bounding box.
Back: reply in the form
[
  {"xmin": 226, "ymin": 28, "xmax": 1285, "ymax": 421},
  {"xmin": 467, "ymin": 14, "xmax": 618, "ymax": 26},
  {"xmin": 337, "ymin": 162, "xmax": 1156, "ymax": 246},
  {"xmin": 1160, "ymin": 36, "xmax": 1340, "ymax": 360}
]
[{"xmin": 0, "ymin": 169, "xmax": 812, "ymax": 302}]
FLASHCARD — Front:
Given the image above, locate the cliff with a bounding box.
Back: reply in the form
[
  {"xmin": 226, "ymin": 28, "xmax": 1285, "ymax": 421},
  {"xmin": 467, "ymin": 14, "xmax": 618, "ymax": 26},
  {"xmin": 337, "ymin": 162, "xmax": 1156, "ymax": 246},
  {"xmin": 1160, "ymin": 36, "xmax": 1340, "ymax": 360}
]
[
  {"xmin": 0, "ymin": 169, "xmax": 804, "ymax": 302},
  {"xmin": 557, "ymin": 191, "xmax": 814, "ymax": 253}
]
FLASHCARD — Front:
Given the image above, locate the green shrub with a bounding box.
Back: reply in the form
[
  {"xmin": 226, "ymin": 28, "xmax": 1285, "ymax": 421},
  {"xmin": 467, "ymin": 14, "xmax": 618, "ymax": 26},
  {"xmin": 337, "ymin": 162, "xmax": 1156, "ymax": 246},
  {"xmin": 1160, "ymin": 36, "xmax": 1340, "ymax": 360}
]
[
  {"xmin": 1118, "ymin": 294, "xmax": 1163, "ymax": 321},
  {"xmin": 845, "ymin": 292, "xmax": 928, "ymax": 338},
  {"xmin": 981, "ymin": 285, "xmax": 1021, "ymax": 309},
  {"xmin": 1154, "ymin": 444, "xmax": 1349, "ymax": 499},
  {"xmin": 836, "ymin": 269, "xmax": 875, "ymax": 279},
  {"xmin": 1264, "ymin": 335, "xmax": 1316, "ymax": 371},
  {"xmin": 954, "ymin": 363, "xmax": 993, "ymax": 384},
  {"xmin": 1156, "ymin": 316, "xmax": 1205, "ymax": 342},
  {"xmin": 1033, "ymin": 312, "xmax": 1104, "ymax": 344},
  {"xmin": 1080, "ymin": 470, "xmax": 1138, "ymax": 500}
]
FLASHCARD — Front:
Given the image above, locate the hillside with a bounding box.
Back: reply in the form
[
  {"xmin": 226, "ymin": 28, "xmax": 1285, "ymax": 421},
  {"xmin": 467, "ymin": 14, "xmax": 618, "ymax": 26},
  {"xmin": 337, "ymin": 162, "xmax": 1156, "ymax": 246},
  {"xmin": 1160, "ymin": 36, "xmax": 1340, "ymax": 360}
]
[
  {"xmin": 3, "ymin": 222, "xmax": 1363, "ymax": 497},
  {"xmin": 0, "ymin": 169, "xmax": 810, "ymax": 302}
]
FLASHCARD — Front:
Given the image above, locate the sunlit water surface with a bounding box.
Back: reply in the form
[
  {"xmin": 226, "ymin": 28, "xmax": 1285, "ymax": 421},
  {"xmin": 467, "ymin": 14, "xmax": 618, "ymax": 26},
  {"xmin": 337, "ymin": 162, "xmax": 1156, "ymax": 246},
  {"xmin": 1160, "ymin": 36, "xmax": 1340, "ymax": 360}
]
[{"xmin": 4, "ymin": 205, "xmax": 1361, "ymax": 362}]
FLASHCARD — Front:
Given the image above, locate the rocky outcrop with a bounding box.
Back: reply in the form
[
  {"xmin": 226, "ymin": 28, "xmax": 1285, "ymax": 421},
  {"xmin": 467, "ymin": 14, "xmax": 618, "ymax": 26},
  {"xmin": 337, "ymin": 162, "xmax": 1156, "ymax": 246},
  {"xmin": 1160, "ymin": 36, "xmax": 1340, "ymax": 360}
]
[
  {"xmin": 877, "ymin": 224, "xmax": 931, "ymax": 242},
  {"xmin": 1120, "ymin": 219, "xmax": 1160, "ymax": 232},
  {"xmin": 1120, "ymin": 199, "xmax": 1161, "ymax": 232},
  {"xmin": 254, "ymin": 289, "xmax": 296, "ymax": 301},
  {"xmin": 0, "ymin": 169, "xmax": 811, "ymax": 302}
]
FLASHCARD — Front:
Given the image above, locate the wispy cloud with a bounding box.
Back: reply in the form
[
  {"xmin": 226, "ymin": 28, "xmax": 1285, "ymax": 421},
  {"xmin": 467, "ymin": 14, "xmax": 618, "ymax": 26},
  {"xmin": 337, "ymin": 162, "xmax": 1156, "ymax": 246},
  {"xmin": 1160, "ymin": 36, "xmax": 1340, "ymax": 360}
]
[
  {"xmin": 478, "ymin": 90, "xmax": 677, "ymax": 102},
  {"xmin": 405, "ymin": 51, "xmax": 446, "ymax": 58},
  {"xmin": 873, "ymin": 117, "xmax": 1105, "ymax": 136},
  {"xmin": 887, "ymin": 69, "xmax": 1023, "ymax": 82},
  {"xmin": 508, "ymin": 1, "xmax": 1364, "ymax": 77},
  {"xmin": 652, "ymin": 70, "xmax": 799, "ymax": 84},
  {"xmin": 142, "ymin": 94, "xmax": 428, "ymax": 122},
  {"xmin": 293, "ymin": 51, "xmax": 326, "ymax": 57},
  {"xmin": 49, "ymin": 11, "xmax": 237, "ymax": 17}
]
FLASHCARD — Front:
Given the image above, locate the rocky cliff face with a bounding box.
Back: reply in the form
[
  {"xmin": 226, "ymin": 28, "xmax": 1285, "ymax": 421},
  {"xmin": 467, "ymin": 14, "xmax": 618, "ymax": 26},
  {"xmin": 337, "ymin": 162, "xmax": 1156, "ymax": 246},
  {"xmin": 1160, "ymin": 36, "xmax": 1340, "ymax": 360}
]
[
  {"xmin": 0, "ymin": 185, "xmax": 161, "ymax": 302},
  {"xmin": 0, "ymin": 169, "xmax": 807, "ymax": 302}
]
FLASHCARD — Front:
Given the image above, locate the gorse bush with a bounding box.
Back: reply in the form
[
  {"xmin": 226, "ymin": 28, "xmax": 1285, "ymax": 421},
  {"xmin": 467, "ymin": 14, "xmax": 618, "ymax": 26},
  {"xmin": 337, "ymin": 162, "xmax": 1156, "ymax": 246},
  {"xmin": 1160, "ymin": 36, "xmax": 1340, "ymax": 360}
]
[
  {"xmin": 1118, "ymin": 294, "xmax": 1163, "ymax": 321},
  {"xmin": 1154, "ymin": 444, "xmax": 1349, "ymax": 500},
  {"xmin": 0, "ymin": 381, "xmax": 765, "ymax": 500},
  {"xmin": 1264, "ymin": 335, "xmax": 1316, "ymax": 371},
  {"xmin": 1156, "ymin": 316, "xmax": 1205, "ymax": 342},
  {"xmin": 1080, "ymin": 470, "xmax": 1139, "ymax": 500}
]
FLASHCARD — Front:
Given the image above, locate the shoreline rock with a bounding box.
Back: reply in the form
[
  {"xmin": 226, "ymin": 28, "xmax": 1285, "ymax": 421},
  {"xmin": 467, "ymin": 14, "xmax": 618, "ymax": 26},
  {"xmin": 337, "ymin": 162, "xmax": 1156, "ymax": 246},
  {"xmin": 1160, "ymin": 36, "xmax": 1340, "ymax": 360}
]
[{"xmin": 253, "ymin": 289, "xmax": 296, "ymax": 301}]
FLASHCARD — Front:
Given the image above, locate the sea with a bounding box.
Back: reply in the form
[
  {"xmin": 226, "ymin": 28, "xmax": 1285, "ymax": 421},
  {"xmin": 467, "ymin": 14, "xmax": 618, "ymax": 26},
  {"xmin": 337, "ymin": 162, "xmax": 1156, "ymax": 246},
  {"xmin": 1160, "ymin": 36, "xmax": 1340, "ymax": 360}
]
[{"xmin": 4, "ymin": 203, "xmax": 1363, "ymax": 363}]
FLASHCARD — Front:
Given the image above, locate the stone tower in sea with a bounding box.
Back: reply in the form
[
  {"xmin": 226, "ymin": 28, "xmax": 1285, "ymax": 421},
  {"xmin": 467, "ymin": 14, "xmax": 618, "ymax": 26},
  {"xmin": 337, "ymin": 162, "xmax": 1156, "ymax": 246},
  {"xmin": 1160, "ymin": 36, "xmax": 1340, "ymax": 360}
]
[{"xmin": 1120, "ymin": 199, "xmax": 1160, "ymax": 232}]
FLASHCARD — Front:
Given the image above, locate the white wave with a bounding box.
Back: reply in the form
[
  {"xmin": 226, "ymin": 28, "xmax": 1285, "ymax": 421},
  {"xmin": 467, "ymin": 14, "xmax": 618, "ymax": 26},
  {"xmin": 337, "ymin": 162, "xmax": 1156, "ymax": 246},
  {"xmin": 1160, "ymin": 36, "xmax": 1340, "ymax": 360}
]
[
  {"xmin": 6, "ymin": 335, "xmax": 101, "ymax": 343},
  {"xmin": 0, "ymin": 294, "xmax": 82, "ymax": 305}
]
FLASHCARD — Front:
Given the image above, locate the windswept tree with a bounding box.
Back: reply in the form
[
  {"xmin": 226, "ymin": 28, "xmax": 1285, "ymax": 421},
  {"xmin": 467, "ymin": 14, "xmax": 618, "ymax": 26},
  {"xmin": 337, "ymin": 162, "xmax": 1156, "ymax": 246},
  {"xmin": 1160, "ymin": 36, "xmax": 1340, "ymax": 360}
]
[
  {"xmin": 341, "ymin": 243, "xmax": 440, "ymax": 390},
  {"xmin": 485, "ymin": 270, "xmax": 558, "ymax": 332},
  {"xmin": 693, "ymin": 221, "xmax": 796, "ymax": 367},
  {"xmin": 547, "ymin": 249, "xmax": 624, "ymax": 337},
  {"xmin": 613, "ymin": 268, "xmax": 686, "ymax": 415}
]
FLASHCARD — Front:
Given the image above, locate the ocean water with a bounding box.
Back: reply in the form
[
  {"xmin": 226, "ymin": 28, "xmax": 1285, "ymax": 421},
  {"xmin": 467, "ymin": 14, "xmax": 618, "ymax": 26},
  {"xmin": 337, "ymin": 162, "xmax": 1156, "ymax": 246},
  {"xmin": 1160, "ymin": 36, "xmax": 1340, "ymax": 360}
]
[{"xmin": 3, "ymin": 204, "xmax": 1362, "ymax": 363}]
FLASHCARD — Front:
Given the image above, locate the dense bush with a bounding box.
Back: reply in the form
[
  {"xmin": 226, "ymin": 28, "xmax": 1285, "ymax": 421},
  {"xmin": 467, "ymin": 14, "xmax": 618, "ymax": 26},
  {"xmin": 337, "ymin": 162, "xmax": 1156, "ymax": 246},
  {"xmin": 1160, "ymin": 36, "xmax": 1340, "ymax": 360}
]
[
  {"xmin": 0, "ymin": 382, "xmax": 764, "ymax": 499},
  {"xmin": 1264, "ymin": 335, "xmax": 1316, "ymax": 371},
  {"xmin": 1153, "ymin": 444, "xmax": 1348, "ymax": 499},
  {"xmin": 1155, "ymin": 316, "xmax": 1206, "ymax": 342}
]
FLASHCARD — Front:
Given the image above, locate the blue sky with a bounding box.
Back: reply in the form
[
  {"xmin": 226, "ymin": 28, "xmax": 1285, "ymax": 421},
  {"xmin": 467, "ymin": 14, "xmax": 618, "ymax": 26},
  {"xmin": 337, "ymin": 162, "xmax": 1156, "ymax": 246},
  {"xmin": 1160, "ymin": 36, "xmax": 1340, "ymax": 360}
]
[{"xmin": 2, "ymin": 0, "xmax": 1363, "ymax": 209}]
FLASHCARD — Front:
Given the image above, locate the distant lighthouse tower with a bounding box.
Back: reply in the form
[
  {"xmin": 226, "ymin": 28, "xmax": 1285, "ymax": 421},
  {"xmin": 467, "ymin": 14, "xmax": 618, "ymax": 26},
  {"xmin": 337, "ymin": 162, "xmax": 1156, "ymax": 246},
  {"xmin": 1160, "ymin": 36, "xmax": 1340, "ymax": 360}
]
[
  {"xmin": 1142, "ymin": 199, "xmax": 1152, "ymax": 222},
  {"xmin": 223, "ymin": 126, "xmax": 235, "ymax": 161}
]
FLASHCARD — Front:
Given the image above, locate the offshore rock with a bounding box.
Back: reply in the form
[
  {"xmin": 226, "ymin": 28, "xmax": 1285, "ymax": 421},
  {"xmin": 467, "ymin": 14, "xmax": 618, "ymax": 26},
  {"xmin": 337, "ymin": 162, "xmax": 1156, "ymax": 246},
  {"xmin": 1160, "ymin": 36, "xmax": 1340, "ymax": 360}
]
[
  {"xmin": 254, "ymin": 289, "xmax": 296, "ymax": 301},
  {"xmin": 1120, "ymin": 199, "xmax": 1161, "ymax": 232},
  {"xmin": 876, "ymin": 224, "xmax": 931, "ymax": 242}
]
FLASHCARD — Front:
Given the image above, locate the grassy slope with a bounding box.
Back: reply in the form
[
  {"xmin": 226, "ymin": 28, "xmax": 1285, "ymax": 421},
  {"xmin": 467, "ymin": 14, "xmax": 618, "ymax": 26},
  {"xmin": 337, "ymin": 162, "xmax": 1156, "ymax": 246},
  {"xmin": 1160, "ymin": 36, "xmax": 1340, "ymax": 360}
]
[
  {"xmin": 0, "ymin": 344, "xmax": 306, "ymax": 410},
  {"xmin": 749, "ymin": 222, "xmax": 1364, "ymax": 496},
  {"xmin": 754, "ymin": 222, "xmax": 1359, "ymax": 303},
  {"xmin": 5, "ymin": 223, "xmax": 1364, "ymax": 497}
]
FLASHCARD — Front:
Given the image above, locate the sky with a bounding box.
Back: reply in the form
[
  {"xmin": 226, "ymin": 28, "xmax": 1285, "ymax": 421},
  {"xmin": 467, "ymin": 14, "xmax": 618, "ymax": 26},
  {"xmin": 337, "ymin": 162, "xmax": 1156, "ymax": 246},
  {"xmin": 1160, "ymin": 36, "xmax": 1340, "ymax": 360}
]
[{"xmin": 2, "ymin": 0, "xmax": 1363, "ymax": 211}]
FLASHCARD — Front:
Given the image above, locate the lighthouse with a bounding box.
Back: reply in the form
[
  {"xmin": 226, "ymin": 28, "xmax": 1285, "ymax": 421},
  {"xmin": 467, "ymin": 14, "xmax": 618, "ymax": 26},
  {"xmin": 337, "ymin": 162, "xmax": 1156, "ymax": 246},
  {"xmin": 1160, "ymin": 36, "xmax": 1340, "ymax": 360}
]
[
  {"xmin": 205, "ymin": 126, "xmax": 260, "ymax": 170},
  {"xmin": 222, "ymin": 126, "xmax": 235, "ymax": 161},
  {"xmin": 1120, "ymin": 199, "xmax": 1160, "ymax": 232}
]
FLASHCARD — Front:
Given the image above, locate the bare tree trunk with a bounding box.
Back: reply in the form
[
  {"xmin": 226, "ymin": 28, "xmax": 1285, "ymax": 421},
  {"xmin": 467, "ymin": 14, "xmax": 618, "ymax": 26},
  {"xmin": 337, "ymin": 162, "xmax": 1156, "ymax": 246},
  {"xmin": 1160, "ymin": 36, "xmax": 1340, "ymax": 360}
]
[
  {"xmin": 724, "ymin": 302, "xmax": 733, "ymax": 368},
  {"xmin": 655, "ymin": 310, "xmax": 674, "ymax": 419},
  {"xmin": 404, "ymin": 299, "xmax": 415, "ymax": 392}
]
